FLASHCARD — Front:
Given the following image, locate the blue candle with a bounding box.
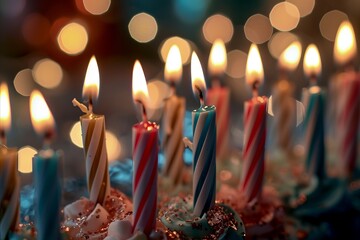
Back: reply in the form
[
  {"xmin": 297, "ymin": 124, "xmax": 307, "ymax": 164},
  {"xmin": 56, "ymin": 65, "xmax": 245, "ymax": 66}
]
[{"xmin": 30, "ymin": 90, "xmax": 61, "ymax": 240}]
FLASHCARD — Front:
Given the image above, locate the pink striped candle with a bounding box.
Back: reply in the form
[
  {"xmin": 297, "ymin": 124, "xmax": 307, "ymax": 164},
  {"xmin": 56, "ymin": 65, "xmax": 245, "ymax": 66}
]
[
  {"xmin": 240, "ymin": 44, "xmax": 267, "ymax": 205},
  {"xmin": 132, "ymin": 60, "xmax": 159, "ymax": 235},
  {"xmin": 207, "ymin": 39, "xmax": 230, "ymax": 160}
]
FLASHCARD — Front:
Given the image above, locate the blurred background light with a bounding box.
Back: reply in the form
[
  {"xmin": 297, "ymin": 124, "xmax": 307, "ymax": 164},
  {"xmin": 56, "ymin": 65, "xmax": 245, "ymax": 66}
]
[
  {"xmin": 13, "ymin": 69, "xmax": 36, "ymax": 97},
  {"xmin": 83, "ymin": 0, "xmax": 111, "ymax": 15},
  {"xmin": 319, "ymin": 10, "xmax": 349, "ymax": 41},
  {"xmin": 18, "ymin": 146, "xmax": 37, "ymax": 173},
  {"xmin": 286, "ymin": 0, "xmax": 315, "ymax": 17},
  {"xmin": 147, "ymin": 80, "xmax": 170, "ymax": 121},
  {"xmin": 268, "ymin": 32, "xmax": 299, "ymax": 59},
  {"xmin": 57, "ymin": 22, "xmax": 88, "ymax": 55},
  {"xmin": 202, "ymin": 14, "xmax": 234, "ymax": 44},
  {"xmin": 33, "ymin": 58, "xmax": 63, "ymax": 89},
  {"xmin": 70, "ymin": 121, "xmax": 83, "ymax": 148},
  {"xmin": 22, "ymin": 13, "xmax": 51, "ymax": 46},
  {"xmin": 225, "ymin": 50, "xmax": 247, "ymax": 79},
  {"xmin": 160, "ymin": 37, "xmax": 192, "ymax": 64},
  {"xmin": 244, "ymin": 14, "xmax": 273, "ymax": 44},
  {"xmin": 128, "ymin": 13, "xmax": 158, "ymax": 43},
  {"xmin": 269, "ymin": 2, "xmax": 300, "ymax": 31},
  {"xmin": 174, "ymin": 0, "xmax": 210, "ymax": 24},
  {"xmin": 0, "ymin": 0, "xmax": 26, "ymax": 18}
]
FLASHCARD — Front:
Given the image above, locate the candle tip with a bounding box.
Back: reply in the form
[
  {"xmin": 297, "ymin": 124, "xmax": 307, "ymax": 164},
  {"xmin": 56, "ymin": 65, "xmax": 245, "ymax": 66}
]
[{"xmin": 72, "ymin": 98, "xmax": 89, "ymax": 114}]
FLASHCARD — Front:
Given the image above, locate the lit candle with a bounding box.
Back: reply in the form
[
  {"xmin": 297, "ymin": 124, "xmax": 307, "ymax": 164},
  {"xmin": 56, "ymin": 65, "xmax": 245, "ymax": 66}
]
[
  {"xmin": 239, "ymin": 44, "xmax": 267, "ymax": 205},
  {"xmin": 0, "ymin": 82, "xmax": 19, "ymax": 239},
  {"xmin": 333, "ymin": 21, "xmax": 360, "ymax": 176},
  {"xmin": 72, "ymin": 56, "xmax": 110, "ymax": 205},
  {"xmin": 161, "ymin": 45, "xmax": 186, "ymax": 185},
  {"xmin": 30, "ymin": 90, "xmax": 61, "ymax": 240},
  {"xmin": 132, "ymin": 60, "xmax": 159, "ymax": 235},
  {"xmin": 184, "ymin": 52, "xmax": 216, "ymax": 217},
  {"xmin": 206, "ymin": 39, "xmax": 230, "ymax": 160},
  {"xmin": 273, "ymin": 41, "xmax": 302, "ymax": 153},
  {"xmin": 302, "ymin": 44, "xmax": 326, "ymax": 180}
]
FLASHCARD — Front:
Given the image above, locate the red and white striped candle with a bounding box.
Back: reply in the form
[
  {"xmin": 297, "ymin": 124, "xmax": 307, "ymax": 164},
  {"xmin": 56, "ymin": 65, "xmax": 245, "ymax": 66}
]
[
  {"xmin": 206, "ymin": 39, "xmax": 230, "ymax": 160},
  {"xmin": 132, "ymin": 60, "xmax": 159, "ymax": 235},
  {"xmin": 240, "ymin": 44, "xmax": 267, "ymax": 205}
]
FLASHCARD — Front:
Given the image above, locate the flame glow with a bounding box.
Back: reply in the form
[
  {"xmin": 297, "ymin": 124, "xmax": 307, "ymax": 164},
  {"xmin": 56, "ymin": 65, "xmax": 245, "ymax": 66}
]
[
  {"xmin": 245, "ymin": 44, "xmax": 264, "ymax": 86},
  {"xmin": 304, "ymin": 44, "xmax": 322, "ymax": 77},
  {"xmin": 191, "ymin": 52, "xmax": 207, "ymax": 99},
  {"xmin": 164, "ymin": 45, "xmax": 182, "ymax": 83},
  {"xmin": 132, "ymin": 60, "xmax": 149, "ymax": 105},
  {"xmin": 30, "ymin": 90, "xmax": 55, "ymax": 135},
  {"xmin": 82, "ymin": 56, "xmax": 100, "ymax": 101},
  {"xmin": 0, "ymin": 82, "xmax": 11, "ymax": 131},
  {"xmin": 208, "ymin": 39, "xmax": 227, "ymax": 76},
  {"xmin": 334, "ymin": 21, "xmax": 357, "ymax": 66},
  {"xmin": 279, "ymin": 41, "xmax": 302, "ymax": 71}
]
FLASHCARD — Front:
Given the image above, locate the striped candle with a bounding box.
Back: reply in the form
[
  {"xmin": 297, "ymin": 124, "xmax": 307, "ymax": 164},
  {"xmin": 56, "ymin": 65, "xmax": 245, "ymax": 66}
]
[
  {"xmin": 240, "ymin": 97, "xmax": 267, "ymax": 204},
  {"xmin": 303, "ymin": 87, "xmax": 326, "ymax": 180},
  {"xmin": 132, "ymin": 121, "xmax": 159, "ymax": 235},
  {"xmin": 33, "ymin": 150, "xmax": 62, "ymax": 240},
  {"xmin": 0, "ymin": 146, "xmax": 19, "ymax": 240},
  {"xmin": 80, "ymin": 113, "xmax": 110, "ymax": 205},
  {"xmin": 161, "ymin": 95, "xmax": 185, "ymax": 185}
]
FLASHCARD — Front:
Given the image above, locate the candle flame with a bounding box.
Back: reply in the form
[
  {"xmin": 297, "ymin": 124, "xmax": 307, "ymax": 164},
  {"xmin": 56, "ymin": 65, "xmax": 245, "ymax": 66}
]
[
  {"xmin": 191, "ymin": 52, "xmax": 207, "ymax": 100},
  {"xmin": 165, "ymin": 45, "xmax": 183, "ymax": 83},
  {"xmin": 82, "ymin": 55, "xmax": 100, "ymax": 101},
  {"xmin": 245, "ymin": 44, "xmax": 264, "ymax": 86},
  {"xmin": 0, "ymin": 82, "xmax": 11, "ymax": 131},
  {"xmin": 30, "ymin": 90, "xmax": 55, "ymax": 135},
  {"xmin": 132, "ymin": 60, "xmax": 149, "ymax": 106},
  {"xmin": 334, "ymin": 21, "xmax": 357, "ymax": 66},
  {"xmin": 208, "ymin": 39, "xmax": 227, "ymax": 76},
  {"xmin": 304, "ymin": 44, "xmax": 322, "ymax": 78},
  {"xmin": 279, "ymin": 41, "xmax": 302, "ymax": 71}
]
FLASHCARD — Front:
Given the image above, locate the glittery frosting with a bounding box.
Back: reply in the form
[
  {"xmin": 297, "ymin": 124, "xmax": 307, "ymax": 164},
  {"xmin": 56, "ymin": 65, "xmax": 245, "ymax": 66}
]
[{"xmin": 159, "ymin": 195, "xmax": 245, "ymax": 239}]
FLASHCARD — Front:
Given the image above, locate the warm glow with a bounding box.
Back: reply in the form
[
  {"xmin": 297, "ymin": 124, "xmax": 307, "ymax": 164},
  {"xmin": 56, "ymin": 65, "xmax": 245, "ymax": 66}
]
[
  {"xmin": 132, "ymin": 60, "xmax": 149, "ymax": 105},
  {"xmin": 202, "ymin": 14, "xmax": 234, "ymax": 44},
  {"xmin": 191, "ymin": 52, "xmax": 207, "ymax": 98},
  {"xmin": 30, "ymin": 90, "xmax": 55, "ymax": 135},
  {"xmin": 82, "ymin": 56, "xmax": 100, "ymax": 101},
  {"xmin": 83, "ymin": 0, "xmax": 111, "ymax": 15},
  {"xmin": 128, "ymin": 13, "xmax": 158, "ymax": 43},
  {"xmin": 33, "ymin": 58, "xmax": 63, "ymax": 89},
  {"xmin": 70, "ymin": 121, "xmax": 83, "ymax": 148},
  {"xmin": 160, "ymin": 37, "xmax": 192, "ymax": 64},
  {"xmin": 319, "ymin": 10, "xmax": 348, "ymax": 42},
  {"xmin": 18, "ymin": 146, "xmax": 37, "ymax": 173},
  {"xmin": 244, "ymin": 14, "xmax": 273, "ymax": 44},
  {"xmin": 269, "ymin": 2, "xmax": 300, "ymax": 31},
  {"xmin": 164, "ymin": 45, "xmax": 183, "ymax": 83},
  {"xmin": 279, "ymin": 41, "xmax": 302, "ymax": 71},
  {"xmin": 0, "ymin": 82, "xmax": 11, "ymax": 131},
  {"xmin": 334, "ymin": 21, "xmax": 357, "ymax": 66},
  {"xmin": 268, "ymin": 32, "xmax": 299, "ymax": 59},
  {"xmin": 57, "ymin": 22, "xmax": 88, "ymax": 55},
  {"xmin": 245, "ymin": 44, "xmax": 264, "ymax": 86},
  {"xmin": 304, "ymin": 44, "xmax": 322, "ymax": 77},
  {"xmin": 208, "ymin": 39, "xmax": 227, "ymax": 76},
  {"xmin": 225, "ymin": 50, "xmax": 247, "ymax": 78},
  {"xmin": 13, "ymin": 69, "xmax": 35, "ymax": 97}
]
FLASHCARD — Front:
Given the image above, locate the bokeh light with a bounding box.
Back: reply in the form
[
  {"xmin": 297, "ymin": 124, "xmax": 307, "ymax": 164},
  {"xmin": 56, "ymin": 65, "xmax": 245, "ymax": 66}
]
[
  {"xmin": 83, "ymin": 0, "xmax": 111, "ymax": 15},
  {"xmin": 128, "ymin": 13, "xmax": 158, "ymax": 43},
  {"xmin": 147, "ymin": 80, "xmax": 170, "ymax": 120},
  {"xmin": 13, "ymin": 69, "xmax": 36, "ymax": 96},
  {"xmin": 70, "ymin": 121, "xmax": 83, "ymax": 148},
  {"xmin": 0, "ymin": 0, "xmax": 26, "ymax": 18},
  {"xmin": 57, "ymin": 22, "xmax": 88, "ymax": 55},
  {"xmin": 244, "ymin": 14, "xmax": 273, "ymax": 44},
  {"xmin": 269, "ymin": 2, "xmax": 300, "ymax": 31},
  {"xmin": 319, "ymin": 10, "xmax": 348, "ymax": 42},
  {"xmin": 33, "ymin": 58, "xmax": 63, "ymax": 89},
  {"xmin": 22, "ymin": 13, "xmax": 50, "ymax": 46},
  {"xmin": 160, "ymin": 37, "xmax": 192, "ymax": 64},
  {"xmin": 225, "ymin": 50, "xmax": 247, "ymax": 78},
  {"xmin": 286, "ymin": 0, "xmax": 315, "ymax": 17},
  {"xmin": 268, "ymin": 32, "xmax": 299, "ymax": 59},
  {"xmin": 18, "ymin": 146, "xmax": 37, "ymax": 173},
  {"xmin": 202, "ymin": 14, "xmax": 234, "ymax": 44}
]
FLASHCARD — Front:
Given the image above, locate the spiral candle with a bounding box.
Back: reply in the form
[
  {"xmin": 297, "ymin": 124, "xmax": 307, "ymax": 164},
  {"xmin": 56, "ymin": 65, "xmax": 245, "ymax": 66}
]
[
  {"xmin": 132, "ymin": 121, "xmax": 159, "ymax": 235},
  {"xmin": 240, "ymin": 97, "xmax": 267, "ymax": 204},
  {"xmin": 80, "ymin": 113, "xmax": 110, "ymax": 205},
  {"xmin": 162, "ymin": 95, "xmax": 185, "ymax": 185},
  {"xmin": 33, "ymin": 150, "xmax": 62, "ymax": 240},
  {"xmin": 192, "ymin": 105, "xmax": 216, "ymax": 216},
  {"xmin": 0, "ymin": 146, "xmax": 19, "ymax": 240}
]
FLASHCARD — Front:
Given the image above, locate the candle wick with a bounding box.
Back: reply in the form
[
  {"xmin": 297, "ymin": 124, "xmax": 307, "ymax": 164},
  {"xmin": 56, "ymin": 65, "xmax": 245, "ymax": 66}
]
[
  {"xmin": 43, "ymin": 130, "xmax": 54, "ymax": 149},
  {"xmin": 170, "ymin": 83, "xmax": 176, "ymax": 96},
  {"xmin": 0, "ymin": 130, "xmax": 6, "ymax": 146},
  {"xmin": 252, "ymin": 81, "xmax": 259, "ymax": 99},
  {"xmin": 309, "ymin": 75, "xmax": 317, "ymax": 87},
  {"xmin": 136, "ymin": 100, "xmax": 148, "ymax": 123},
  {"xmin": 195, "ymin": 85, "xmax": 205, "ymax": 107},
  {"xmin": 89, "ymin": 97, "xmax": 93, "ymax": 113},
  {"xmin": 72, "ymin": 98, "xmax": 89, "ymax": 114}
]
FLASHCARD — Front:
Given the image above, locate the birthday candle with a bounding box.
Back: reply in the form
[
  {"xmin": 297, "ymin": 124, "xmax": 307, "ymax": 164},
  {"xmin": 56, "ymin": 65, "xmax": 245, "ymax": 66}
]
[
  {"xmin": 206, "ymin": 39, "xmax": 230, "ymax": 160},
  {"xmin": 73, "ymin": 56, "xmax": 110, "ymax": 205},
  {"xmin": 162, "ymin": 45, "xmax": 186, "ymax": 185},
  {"xmin": 239, "ymin": 44, "xmax": 267, "ymax": 205},
  {"xmin": 30, "ymin": 90, "xmax": 62, "ymax": 240},
  {"xmin": 0, "ymin": 82, "xmax": 19, "ymax": 240},
  {"xmin": 188, "ymin": 52, "xmax": 216, "ymax": 217},
  {"xmin": 132, "ymin": 60, "xmax": 159, "ymax": 235},
  {"xmin": 303, "ymin": 44, "xmax": 326, "ymax": 180}
]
